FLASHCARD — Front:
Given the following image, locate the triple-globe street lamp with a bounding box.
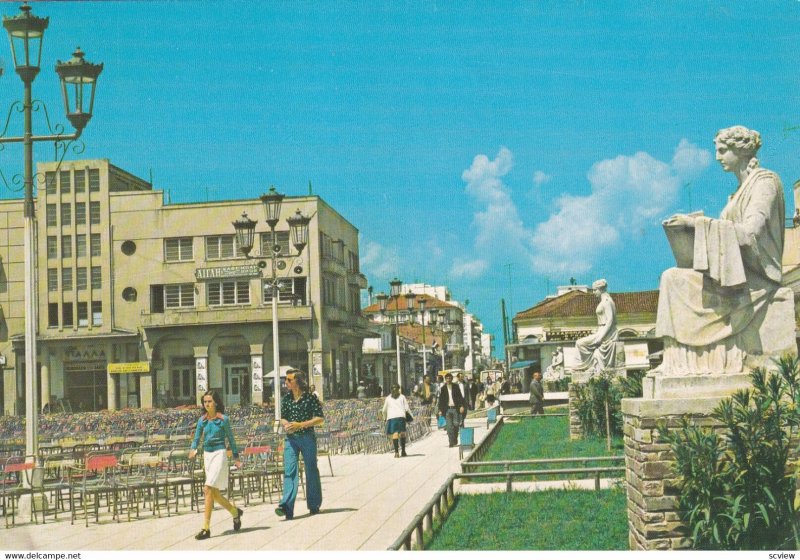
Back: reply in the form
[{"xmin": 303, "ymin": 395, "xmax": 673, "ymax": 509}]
[
  {"xmin": 0, "ymin": 2, "xmax": 103, "ymax": 458},
  {"xmin": 376, "ymin": 277, "xmax": 405, "ymax": 390},
  {"xmin": 232, "ymin": 186, "xmax": 310, "ymax": 425}
]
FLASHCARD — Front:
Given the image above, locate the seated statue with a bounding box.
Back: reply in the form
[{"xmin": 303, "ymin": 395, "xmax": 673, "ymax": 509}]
[
  {"xmin": 656, "ymin": 125, "xmax": 794, "ymax": 375},
  {"xmin": 543, "ymin": 347, "xmax": 565, "ymax": 381},
  {"xmin": 574, "ymin": 279, "xmax": 618, "ymax": 372}
]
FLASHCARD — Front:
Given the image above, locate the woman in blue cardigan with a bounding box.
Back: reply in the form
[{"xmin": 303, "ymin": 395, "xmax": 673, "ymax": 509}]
[{"xmin": 189, "ymin": 390, "xmax": 243, "ymax": 540}]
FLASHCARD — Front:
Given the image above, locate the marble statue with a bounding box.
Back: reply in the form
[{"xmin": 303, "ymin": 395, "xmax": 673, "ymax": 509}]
[
  {"xmin": 543, "ymin": 347, "xmax": 565, "ymax": 381},
  {"xmin": 656, "ymin": 125, "xmax": 794, "ymax": 375},
  {"xmin": 574, "ymin": 279, "xmax": 618, "ymax": 372}
]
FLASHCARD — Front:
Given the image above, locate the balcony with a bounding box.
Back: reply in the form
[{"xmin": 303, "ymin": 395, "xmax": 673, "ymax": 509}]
[
  {"xmin": 347, "ymin": 270, "xmax": 368, "ymax": 289},
  {"xmin": 141, "ymin": 304, "xmax": 312, "ymax": 328}
]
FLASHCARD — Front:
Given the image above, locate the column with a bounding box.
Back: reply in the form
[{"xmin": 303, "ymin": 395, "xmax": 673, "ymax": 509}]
[{"xmin": 140, "ymin": 372, "xmax": 153, "ymax": 409}]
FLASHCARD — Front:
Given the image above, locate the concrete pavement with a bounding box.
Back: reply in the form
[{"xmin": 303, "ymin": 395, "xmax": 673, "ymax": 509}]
[{"xmin": 3, "ymin": 417, "xmax": 489, "ymax": 551}]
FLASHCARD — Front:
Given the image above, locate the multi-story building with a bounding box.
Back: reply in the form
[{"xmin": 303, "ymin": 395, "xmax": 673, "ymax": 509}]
[
  {"xmin": 0, "ymin": 159, "xmax": 369, "ymax": 415},
  {"xmin": 508, "ymin": 285, "xmax": 661, "ymax": 389}
]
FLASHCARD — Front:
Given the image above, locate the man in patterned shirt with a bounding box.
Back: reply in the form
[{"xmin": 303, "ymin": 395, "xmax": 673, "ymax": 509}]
[{"xmin": 275, "ymin": 368, "xmax": 324, "ymax": 520}]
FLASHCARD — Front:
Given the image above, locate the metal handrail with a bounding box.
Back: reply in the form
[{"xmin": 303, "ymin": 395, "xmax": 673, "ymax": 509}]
[{"xmin": 388, "ymin": 473, "xmax": 457, "ymax": 551}]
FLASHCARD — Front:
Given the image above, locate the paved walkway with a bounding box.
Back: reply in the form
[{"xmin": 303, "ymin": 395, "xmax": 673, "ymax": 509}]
[{"xmin": 4, "ymin": 418, "xmax": 489, "ymax": 551}]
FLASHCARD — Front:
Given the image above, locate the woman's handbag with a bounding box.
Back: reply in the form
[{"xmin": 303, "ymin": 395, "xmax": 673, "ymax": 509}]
[{"xmin": 405, "ymin": 411, "xmax": 414, "ymax": 422}]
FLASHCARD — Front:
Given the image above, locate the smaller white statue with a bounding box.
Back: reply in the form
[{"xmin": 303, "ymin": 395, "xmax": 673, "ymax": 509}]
[
  {"xmin": 543, "ymin": 347, "xmax": 565, "ymax": 381},
  {"xmin": 574, "ymin": 279, "xmax": 618, "ymax": 372}
]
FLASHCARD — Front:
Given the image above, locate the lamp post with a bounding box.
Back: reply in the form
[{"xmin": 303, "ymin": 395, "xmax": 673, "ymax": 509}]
[
  {"xmin": 389, "ymin": 278, "xmax": 403, "ymax": 389},
  {"xmin": 233, "ymin": 186, "xmax": 310, "ymax": 426},
  {"xmin": 431, "ymin": 309, "xmax": 451, "ymax": 373},
  {"xmin": 418, "ymin": 297, "xmax": 427, "ymax": 379},
  {"xmin": 405, "ymin": 292, "xmax": 416, "ymax": 381},
  {"xmin": 0, "ymin": 2, "xmax": 102, "ymax": 459}
]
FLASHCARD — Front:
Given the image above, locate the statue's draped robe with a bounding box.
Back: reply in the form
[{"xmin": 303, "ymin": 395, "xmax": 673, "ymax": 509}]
[
  {"xmin": 656, "ymin": 167, "xmax": 784, "ymax": 374},
  {"xmin": 575, "ymin": 293, "xmax": 618, "ymax": 372}
]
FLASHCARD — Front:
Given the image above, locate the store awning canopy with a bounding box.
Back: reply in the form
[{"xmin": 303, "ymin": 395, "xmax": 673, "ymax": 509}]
[
  {"xmin": 264, "ymin": 365, "xmax": 294, "ymax": 379},
  {"xmin": 510, "ymin": 360, "xmax": 537, "ymax": 369}
]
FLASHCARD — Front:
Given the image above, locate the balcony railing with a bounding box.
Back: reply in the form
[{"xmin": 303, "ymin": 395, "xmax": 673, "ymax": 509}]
[{"xmin": 140, "ymin": 304, "xmax": 312, "ymax": 327}]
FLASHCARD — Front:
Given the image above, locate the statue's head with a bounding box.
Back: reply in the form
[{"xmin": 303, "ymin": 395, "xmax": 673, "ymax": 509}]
[
  {"xmin": 591, "ymin": 278, "xmax": 608, "ymax": 295},
  {"xmin": 714, "ymin": 126, "xmax": 762, "ymax": 159}
]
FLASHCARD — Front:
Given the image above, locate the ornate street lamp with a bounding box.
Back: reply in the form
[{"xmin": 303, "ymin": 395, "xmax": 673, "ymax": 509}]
[
  {"xmin": 418, "ymin": 296, "xmax": 428, "ymax": 379},
  {"xmin": 405, "ymin": 292, "xmax": 416, "ymax": 380},
  {"xmin": 233, "ymin": 188, "xmax": 310, "ymax": 426},
  {"xmin": 0, "ymin": 2, "xmax": 103, "ymax": 459}
]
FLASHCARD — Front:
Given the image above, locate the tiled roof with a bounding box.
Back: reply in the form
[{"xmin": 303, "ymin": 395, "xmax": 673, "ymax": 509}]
[
  {"xmin": 363, "ymin": 294, "xmax": 457, "ymax": 314},
  {"xmin": 515, "ymin": 289, "xmax": 659, "ymax": 320}
]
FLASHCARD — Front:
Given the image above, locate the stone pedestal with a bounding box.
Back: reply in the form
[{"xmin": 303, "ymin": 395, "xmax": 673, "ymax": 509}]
[
  {"xmin": 622, "ymin": 394, "xmax": 725, "ymax": 550},
  {"xmin": 568, "ymin": 383, "xmax": 584, "ymax": 440}
]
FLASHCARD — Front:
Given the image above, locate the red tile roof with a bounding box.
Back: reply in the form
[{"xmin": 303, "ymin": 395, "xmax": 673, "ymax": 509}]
[
  {"xmin": 515, "ymin": 289, "xmax": 659, "ymax": 320},
  {"xmin": 363, "ymin": 294, "xmax": 457, "ymax": 314}
]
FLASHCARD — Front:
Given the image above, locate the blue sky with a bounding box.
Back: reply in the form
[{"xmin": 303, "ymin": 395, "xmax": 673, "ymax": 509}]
[{"xmin": 1, "ymin": 1, "xmax": 799, "ymax": 356}]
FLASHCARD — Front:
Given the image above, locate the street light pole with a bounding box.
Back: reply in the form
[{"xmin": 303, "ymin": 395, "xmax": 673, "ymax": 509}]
[
  {"xmin": 0, "ymin": 3, "xmax": 102, "ymax": 459},
  {"xmin": 233, "ymin": 186, "xmax": 310, "ymax": 426},
  {"xmin": 418, "ymin": 297, "xmax": 427, "ymax": 379},
  {"xmin": 389, "ymin": 278, "xmax": 403, "ymax": 390}
]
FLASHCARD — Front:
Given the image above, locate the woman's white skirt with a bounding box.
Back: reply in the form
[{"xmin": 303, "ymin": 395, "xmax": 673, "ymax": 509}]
[{"xmin": 203, "ymin": 449, "xmax": 229, "ymax": 490}]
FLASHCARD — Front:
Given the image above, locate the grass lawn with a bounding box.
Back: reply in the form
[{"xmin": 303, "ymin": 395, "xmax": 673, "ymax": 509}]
[
  {"xmin": 483, "ymin": 413, "xmax": 624, "ymax": 461},
  {"xmin": 427, "ymin": 488, "xmax": 629, "ymax": 550}
]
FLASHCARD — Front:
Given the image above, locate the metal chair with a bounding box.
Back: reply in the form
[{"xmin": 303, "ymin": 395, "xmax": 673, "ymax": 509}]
[{"xmin": 458, "ymin": 427, "xmax": 475, "ymax": 460}]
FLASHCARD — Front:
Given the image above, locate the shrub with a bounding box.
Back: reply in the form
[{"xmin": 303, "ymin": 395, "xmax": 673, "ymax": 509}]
[
  {"xmin": 573, "ymin": 370, "xmax": 645, "ymax": 438},
  {"xmin": 660, "ymin": 356, "xmax": 800, "ymax": 550}
]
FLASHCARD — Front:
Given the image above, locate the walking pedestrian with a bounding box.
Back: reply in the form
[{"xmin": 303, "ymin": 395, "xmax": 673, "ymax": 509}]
[
  {"xmin": 437, "ymin": 372, "xmax": 466, "ymax": 447},
  {"xmin": 529, "ymin": 371, "xmax": 544, "ymax": 415},
  {"xmin": 189, "ymin": 390, "xmax": 243, "ymax": 540},
  {"xmin": 275, "ymin": 369, "xmax": 324, "ymax": 520},
  {"xmin": 381, "ymin": 384, "xmax": 412, "ymax": 457}
]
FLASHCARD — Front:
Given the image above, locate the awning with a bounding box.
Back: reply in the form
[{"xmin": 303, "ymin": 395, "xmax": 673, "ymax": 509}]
[
  {"xmin": 264, "ymin": 365, "xmax": 294, "ymax": 379},
  {"xmin": 510, "ymin": 360, "xmax": 537, "ymax": 369}
]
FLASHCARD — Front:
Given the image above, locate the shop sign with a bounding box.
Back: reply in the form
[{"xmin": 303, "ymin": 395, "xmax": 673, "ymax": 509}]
[
  {"xmin": 196, "ymin": 357, "xmax": 207, "ymax": 393},
  {"xmin": 64, "ymin": 360, "xmax": 106, "ymax": 374},
  {"xmin": 252, "ymin": 355, "xmax": 263, "ymax": 393},
  {"xmin": 195, "ymin": 264, "xmax": 262, "ymax": 280},
  {"xmin": 107, "ymin": 362, "xmax": 151, "ymax": 374}
]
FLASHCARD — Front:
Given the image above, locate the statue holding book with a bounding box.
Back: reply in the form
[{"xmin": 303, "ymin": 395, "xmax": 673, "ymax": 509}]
[{"xmin": 656, "ymin": 125, "xmax": 795, "ymax": 375}]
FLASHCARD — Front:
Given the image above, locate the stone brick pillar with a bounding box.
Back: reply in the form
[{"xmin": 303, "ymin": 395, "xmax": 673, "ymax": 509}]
[
  {"xmin": 622, "ymin": 396, "xmax": 722, "ymax": 550},
  {"xmin": 568, "ymin": 383, "xmax": 584, "ymax": 440}
]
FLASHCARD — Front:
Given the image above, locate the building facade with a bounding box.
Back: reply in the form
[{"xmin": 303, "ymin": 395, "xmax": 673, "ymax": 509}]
[{"xmin": 0, "ymin": 159, "xmax": 369, "ymax": 415}]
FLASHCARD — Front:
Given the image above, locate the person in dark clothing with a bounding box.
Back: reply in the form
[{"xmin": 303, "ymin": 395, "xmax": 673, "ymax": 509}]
[
  {"xmin": 437, "ymin": 372, "xmax": 466, "ymax": 447},
  {"xmin": 529, "ymin": 371, "xmax": 544, "ymax": 415}
]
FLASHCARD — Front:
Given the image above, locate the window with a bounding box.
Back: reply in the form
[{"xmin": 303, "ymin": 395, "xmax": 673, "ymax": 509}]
[
  {"xmin": 47, "ymin": 236, "xmax": 57, "ymax": 259},
  {"xmin": 75, "ymin": 202, "xmax": 86, "ymax": 225},
  {"xmin": 77, "ymin": 302, "xmax": 88, "ymax": 327},
  {"xmin": 62, "ymin": 303, "xmax": 73, "ymax": 327},
  {"xmin": 47, "ymin": 268, "xmax": 58, "ymax": 292},
  {"xmin": 165, "ymin": 284, "xmax": 194, "ymax": 309},
  {"xmin": 90, "ymin": 234, "xmax": 101, "ymax": 256},
  {"xmin": 89, "ymin": 201, "xmax": 101, "ymax": 224},
  {"xmin": 76, "ymin": 234, "xmax": 86, "ymax": 257},
  {"xmin": 45, "ymin": 172, "xmax": 56, "ymax": 195},
  {"xmin": 92, "ymin": 301, "xmax": 102, "ymax": 326},
  {"xmin": 61, "ymin": 204, "xmax": 72, "ymax": 226},
  {"xmin": 205, "ymin": 235, "xmax": 238, "ymax": 260},
  {"xmin": 122, "ymin": 287, "xmax": 137, "ymax": 302},
  {"xmin": 91, "ymin": 266, "xmax": 101, "ymax": 289},
  {"xmin": 263, "ymin": 277, "xmax": 307, "ymax": 305},
  {"xmin": 121, "ymin": 240, "xmax": 136, "ymax": 255},
  {"xmin": 77, "ymin": 268, "xmax": 87, "ymax": 290},
  {"xmin": 88, "ymin": 168, "xmax": 100, "ymax": 192},
  {"xmin": 62, "ymin": 268, "xmax": 73, "ymax": 291},
  {"xmin": 260, "ymin": 231, "xmax": 290, "ymax": 257},
  {"xmin": 150, "ymin": 285, "xmax": 165, "ymax": 313},
  {"xmin": 46, "ymin": 204, "xmax": 57, "ymax": 227},
  {"xmin": 59, "ymin": 170, "xmax": 71, "ymax": 193},
  {"xmin": 48, "ymin": 303, "xmax": 58, "ymax": 328},
  {"xmin": 208, "ymin": 280, "xmax": 250, "ymax": 306},
  {"xmin": 164, "ymin": 238, "xmax": 193, "ymax": 262},
  {"xmin": 62, "ymin": 236, "xmax": 72, "ymax": 259},
  {"xmin": 74, "ymin": 170, "xmax": 86, "ymax": 193}
]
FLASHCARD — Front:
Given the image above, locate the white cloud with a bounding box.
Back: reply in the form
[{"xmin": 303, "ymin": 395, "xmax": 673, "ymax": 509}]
[
  {"xmin": 459, "ymin": 140, "xmax": 711, "ymax": 276},
  {"xmin": 360, "ymin": 239, "xmax": 400, "ymax": 278},
  {"xmin": 450, "ymin": 258, "xmax": 488, "ymax": 279},
  {"xmin": 530, "ymin": 139, "xmax": 711, "ymax": 273},
  {"xmin": 532, "ymin": 170, "xmax": 551, "ymax": 187}
]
